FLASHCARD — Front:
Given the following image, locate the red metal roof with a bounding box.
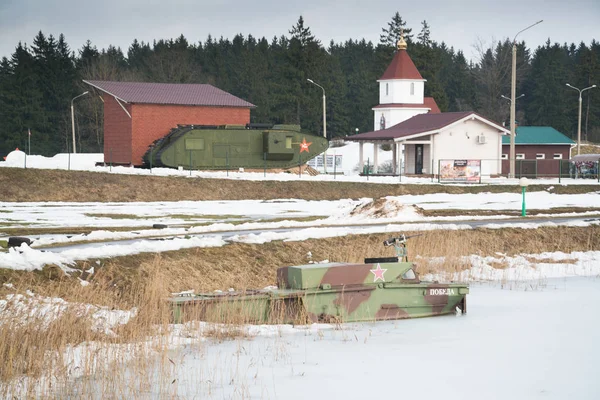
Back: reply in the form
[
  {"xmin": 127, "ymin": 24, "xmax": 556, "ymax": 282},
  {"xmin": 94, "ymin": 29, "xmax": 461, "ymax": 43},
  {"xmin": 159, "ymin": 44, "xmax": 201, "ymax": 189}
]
[
  {"xmin": 379, "ymin": 49, "xmax": 423, "ymax": 80},
  {"xmin": 372, "ymin": 97, "xmax": 441, "ymax": 113},
  {"xmin": 348, "ymin": 111, "xmax": 504, "ymax": 141},
  {"xmin": 83, "ymin": 80, "xmax": 255, "ymax": 108}
]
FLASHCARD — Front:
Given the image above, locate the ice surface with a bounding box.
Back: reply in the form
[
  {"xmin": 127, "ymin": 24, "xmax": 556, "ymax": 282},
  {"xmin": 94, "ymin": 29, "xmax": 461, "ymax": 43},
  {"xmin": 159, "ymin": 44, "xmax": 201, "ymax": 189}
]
[{"xmin": 67, "ymin": 277, "xmax": 600, "ymax": 400}]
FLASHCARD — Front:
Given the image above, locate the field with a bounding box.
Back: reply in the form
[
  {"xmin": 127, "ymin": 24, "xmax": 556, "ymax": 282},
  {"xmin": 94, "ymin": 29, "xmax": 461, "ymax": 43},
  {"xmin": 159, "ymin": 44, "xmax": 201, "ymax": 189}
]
[{"xmin": 1, "ymin": 164, "xmax": 600, "ymax": 399}]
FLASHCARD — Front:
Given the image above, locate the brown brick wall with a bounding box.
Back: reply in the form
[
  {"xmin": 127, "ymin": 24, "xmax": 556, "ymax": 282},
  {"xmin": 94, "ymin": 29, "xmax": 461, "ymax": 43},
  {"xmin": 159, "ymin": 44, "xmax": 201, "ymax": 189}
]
[
  {"xmin": 103, "ymin": 95, "xmax": 133, "ymax": 164},
  {"xmin": 130, "ymin": 104, "xmax": 251, "ymax": 165},
  {"xmin": 501, "ymin": 145, "xmax": 572, "ymax": 176}
]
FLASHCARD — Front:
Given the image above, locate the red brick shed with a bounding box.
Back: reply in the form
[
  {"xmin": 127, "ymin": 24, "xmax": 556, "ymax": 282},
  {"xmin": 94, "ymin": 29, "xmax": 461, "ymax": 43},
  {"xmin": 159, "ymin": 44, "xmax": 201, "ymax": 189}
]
[{"xmin": 84, "ymin": 80, "xmax": 255, "ymax": 166}]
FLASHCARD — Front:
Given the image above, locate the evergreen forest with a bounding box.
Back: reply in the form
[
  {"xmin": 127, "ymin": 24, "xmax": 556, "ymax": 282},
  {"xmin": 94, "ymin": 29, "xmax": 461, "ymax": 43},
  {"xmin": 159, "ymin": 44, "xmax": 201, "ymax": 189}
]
[{"xmin": 0, "ymin": 14, "xmax": 599, "ymax": 158}]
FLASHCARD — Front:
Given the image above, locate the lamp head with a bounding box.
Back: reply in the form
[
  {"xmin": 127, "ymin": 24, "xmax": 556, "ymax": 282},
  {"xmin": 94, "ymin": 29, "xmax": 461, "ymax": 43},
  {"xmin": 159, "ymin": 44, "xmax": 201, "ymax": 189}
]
[
  {"xmin": 307, "ymin": 79, "xmax": 314, "ymax": 83},
  {"xmin": 519, "ymin": 177, "xmax": 529, "ymax": 187}
]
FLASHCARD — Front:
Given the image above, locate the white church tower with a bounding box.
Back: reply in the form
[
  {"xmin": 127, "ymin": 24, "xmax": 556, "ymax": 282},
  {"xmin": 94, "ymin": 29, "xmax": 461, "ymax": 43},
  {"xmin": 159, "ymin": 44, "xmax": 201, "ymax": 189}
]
[{"xmin": 372, "ymin": 33, "xmax": 439, "ymax": 131}]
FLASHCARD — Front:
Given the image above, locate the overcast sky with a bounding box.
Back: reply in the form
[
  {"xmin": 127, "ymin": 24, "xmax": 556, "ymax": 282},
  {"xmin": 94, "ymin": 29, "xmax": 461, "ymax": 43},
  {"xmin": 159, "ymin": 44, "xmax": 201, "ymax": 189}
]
[{"xmin": 0, "ymin": 0, "xmax": 598, "ymax": 63}]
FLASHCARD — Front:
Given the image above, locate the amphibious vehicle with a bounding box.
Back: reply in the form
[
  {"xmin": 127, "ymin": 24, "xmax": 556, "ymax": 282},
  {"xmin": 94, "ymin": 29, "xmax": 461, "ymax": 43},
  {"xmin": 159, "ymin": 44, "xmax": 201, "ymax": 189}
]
[
  {"xmin": 143, "ymin": 124, "xmax": 329, "ymax": 170},
  {"xmin": 170, "ymin": 234, "xmax": 468, "ymax": 324}
]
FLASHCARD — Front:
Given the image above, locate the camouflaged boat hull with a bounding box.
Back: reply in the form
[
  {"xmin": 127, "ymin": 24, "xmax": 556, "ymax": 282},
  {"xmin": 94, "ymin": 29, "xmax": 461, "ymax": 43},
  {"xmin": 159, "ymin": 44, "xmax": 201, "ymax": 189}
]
[{"xmin": 170, "ymin": 260, "xmax": 468, "ymax": 324}]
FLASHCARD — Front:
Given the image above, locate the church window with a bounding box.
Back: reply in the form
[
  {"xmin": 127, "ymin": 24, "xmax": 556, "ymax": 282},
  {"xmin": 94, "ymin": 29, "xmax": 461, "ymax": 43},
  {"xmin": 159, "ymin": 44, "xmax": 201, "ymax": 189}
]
[
  {"xmin": 386, "ymin": 83, "xmax": 389, "ymax": 96},
  {"xmin": 410, "ymin": 82, "xmax": 415, "ymax": 95}
]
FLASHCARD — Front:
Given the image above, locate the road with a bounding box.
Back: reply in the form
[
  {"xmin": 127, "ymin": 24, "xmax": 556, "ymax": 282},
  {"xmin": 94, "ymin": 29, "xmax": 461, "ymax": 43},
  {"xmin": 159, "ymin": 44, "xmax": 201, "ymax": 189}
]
[{"xmin": 39, "ymin": 214, "xmax": 600, "ymax": 253}]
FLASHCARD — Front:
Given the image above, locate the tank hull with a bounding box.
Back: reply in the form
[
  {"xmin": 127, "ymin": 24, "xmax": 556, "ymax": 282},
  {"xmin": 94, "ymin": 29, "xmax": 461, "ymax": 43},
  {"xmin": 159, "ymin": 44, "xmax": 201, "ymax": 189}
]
[
  {"xmin": 144, "ymin": 124, "xmax": 329, "ymax": 170},
  {"xmin": 170, "ymin": 260, "xmax": 469, "ymax": 324}
]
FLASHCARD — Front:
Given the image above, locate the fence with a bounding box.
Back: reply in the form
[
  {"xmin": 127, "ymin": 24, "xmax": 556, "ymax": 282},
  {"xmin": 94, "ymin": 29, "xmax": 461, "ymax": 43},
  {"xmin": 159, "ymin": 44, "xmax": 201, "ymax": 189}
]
[
  {"xmin": 435, "ymin": 158, "xmax": 599, "ymax": 182},
  {"xmin": 501, "ymin": 158, "xmax": 599, "ymax": 180}
]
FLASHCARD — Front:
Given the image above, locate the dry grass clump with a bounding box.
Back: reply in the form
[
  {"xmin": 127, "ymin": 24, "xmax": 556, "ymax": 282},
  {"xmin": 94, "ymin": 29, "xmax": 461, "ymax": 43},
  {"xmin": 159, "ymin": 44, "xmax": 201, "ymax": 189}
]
[
  {"xmin": 2, "ymin": 226, "xmax": 598, "ymax": 304},
  {"xmin": 419, "ymin": 207, "xmax": 600, "ymax": 217},
  {"xmin": 0, "ymin": 259, "xmax": 176, "ymax": 398},
  {"xmin": 523, "ymin": 257, "xmax": 578, "ymax": 265},
  {"xmin": 2, "ymin": 168, "xmax": 599, "ymax": 203}
]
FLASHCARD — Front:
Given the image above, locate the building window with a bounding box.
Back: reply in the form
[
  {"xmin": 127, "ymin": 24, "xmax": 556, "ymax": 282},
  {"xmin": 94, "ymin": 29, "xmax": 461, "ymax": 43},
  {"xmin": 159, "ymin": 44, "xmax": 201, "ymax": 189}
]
[
  {"xmin": 516, "ymin": 153, "xmax": 525, "ymax": 160},
  {"xmin": 553, "ymin": 153, "xmax": 563, "ymax": 159},
  {"xmin": 410, "ymin": 82, "xmax": 415, "ymax": 95},
  {"xmin": 380, "ymin": 114, "xmax": 386, "ymax": 130},
  {"xmin": 536, "ymin": 153, "xmax": 545, "ymax": 159},
  {"xmin": 501, "ymin": 154, "xmax": 508, "ymax": 160},
  {"xmin": 386, "ymin": 83, "xmax": 389, "ymax": 96}
]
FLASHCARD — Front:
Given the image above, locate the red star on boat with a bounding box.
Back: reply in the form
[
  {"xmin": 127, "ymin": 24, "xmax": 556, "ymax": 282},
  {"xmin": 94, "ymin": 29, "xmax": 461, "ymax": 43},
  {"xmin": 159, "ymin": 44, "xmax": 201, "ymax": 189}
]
[
  {"xmin": 299, "ymin": 137, "xmax": 312, "ymax": 153},
  {"xmin": 370, "ymin": 264, "xmax": 387, "ymax": 282}
]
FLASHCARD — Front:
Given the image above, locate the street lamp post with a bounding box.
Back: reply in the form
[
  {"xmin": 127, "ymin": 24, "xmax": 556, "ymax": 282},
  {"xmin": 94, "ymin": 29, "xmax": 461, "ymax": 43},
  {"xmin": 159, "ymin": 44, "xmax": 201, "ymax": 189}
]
[
  {"xmin": 566, "ymin": 83, "xmax": 597, "ymax": 155},
  {"xmin": 519, "ymin": 177, "xmax": 529, "ymax": 217},
  {"xmin": 71, "ymin": 91, "xmax": 89, "ymax": 154},
  {"xmin": 501, "ymin": 94, "xmax": 524, "ymax": 156},
  {"xmin": 501, "ymin": 94, "xmax": 524, "ymax": 103},
  {"xmin": 307, "ymin": 78, "xmax": 327, "ymax": 173},
  {"xmin": 509, "ymin": 20, "xmax": 543, "ymax": 179}
]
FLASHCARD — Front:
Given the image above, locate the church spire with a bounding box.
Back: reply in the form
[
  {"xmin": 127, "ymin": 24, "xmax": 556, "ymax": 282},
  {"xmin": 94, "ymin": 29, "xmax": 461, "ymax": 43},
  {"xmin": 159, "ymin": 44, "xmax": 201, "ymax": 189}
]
[{"xmin": 396, "ymin": 29, "xmax": 407, "ymax": 50}]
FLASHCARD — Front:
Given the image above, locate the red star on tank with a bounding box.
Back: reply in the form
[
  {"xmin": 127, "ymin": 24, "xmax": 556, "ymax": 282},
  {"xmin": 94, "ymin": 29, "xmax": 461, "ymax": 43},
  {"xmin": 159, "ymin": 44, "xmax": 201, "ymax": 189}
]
[{"xmin": 299, "ymin": 137, "xmax": 312, "ymax": 153}]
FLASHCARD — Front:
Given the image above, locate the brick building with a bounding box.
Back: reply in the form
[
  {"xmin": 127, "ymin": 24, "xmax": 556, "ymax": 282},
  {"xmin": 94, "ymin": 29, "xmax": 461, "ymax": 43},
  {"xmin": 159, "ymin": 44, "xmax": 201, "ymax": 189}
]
[
  {"xmin": 501, "ymin": 126, "xmax": 575, "ymax": 177},
  {"xmin": 84, "ymin": 80, "xmax": 255, "ymax": 165}
]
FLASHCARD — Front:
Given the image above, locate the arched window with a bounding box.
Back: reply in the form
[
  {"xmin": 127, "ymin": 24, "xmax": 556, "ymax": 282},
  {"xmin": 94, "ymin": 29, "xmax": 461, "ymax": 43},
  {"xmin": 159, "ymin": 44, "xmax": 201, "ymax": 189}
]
[
  {"xmin": 410, "ymin": 82, "xmax": 415, "ymax": 95},
  {"xmin": 386, "ymin": 83, "xmax": 389, "ymax": 96}
]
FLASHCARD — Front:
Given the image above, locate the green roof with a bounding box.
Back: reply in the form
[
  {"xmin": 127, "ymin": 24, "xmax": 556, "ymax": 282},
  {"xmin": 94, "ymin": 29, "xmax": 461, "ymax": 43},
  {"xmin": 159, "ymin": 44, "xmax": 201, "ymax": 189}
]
[{"xmin": 502, "ymin": 126, "xmax": 575, "ymax": 145}]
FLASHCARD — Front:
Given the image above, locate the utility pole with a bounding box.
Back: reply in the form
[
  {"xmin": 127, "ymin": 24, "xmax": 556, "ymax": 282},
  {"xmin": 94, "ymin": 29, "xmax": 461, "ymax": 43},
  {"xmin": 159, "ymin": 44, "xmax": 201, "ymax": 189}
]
[
  {"xmin": 307, "ymin": 79, "xmax": 327, "ymax": 173},
  {"xmin": 71, "ymin": 91, "xmax": 89, "ymax": 154},
  {"xmin": 509, "ymin": 20, "xmax": 543, "ymax": 178}
]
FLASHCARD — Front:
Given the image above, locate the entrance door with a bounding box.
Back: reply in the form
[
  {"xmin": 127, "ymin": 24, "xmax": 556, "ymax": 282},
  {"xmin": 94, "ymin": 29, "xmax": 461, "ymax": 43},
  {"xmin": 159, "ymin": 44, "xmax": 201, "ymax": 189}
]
[{"xmin": 415, "ymin": 144, "xmax": 423, "ymax": 174}]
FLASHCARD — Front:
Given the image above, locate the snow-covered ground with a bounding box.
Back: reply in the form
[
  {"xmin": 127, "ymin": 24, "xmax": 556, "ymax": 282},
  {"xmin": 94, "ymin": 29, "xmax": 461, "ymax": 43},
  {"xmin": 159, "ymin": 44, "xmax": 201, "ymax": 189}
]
[{"xmin": 2, "ymin": 193, "xmax": 600, "ymax": 271}]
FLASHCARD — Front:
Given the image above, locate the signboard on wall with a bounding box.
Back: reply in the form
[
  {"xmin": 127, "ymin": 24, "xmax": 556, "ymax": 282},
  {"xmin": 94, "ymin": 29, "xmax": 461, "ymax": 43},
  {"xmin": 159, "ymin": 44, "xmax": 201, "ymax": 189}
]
[
  {"xmin": 439, "ymin": 159, "xmax": 481, "ymax": 182},
  {"xmin": 307, "ymin": 154, "xmax": 342, "ymax": 169}
]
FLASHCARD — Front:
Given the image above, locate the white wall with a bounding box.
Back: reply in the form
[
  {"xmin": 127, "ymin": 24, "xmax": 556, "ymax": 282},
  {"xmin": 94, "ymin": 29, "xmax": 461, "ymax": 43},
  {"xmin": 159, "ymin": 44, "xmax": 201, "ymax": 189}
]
[
  {"xmin": 373, "ymin": 108, "xmax": 430, "ymax": 131},
  {"xmin": 379, "ymin": 79, "xmax": 425, "ymax": 104},
  {"xmin": 432, "ymin": 119, "xmax": 504, "ymax": 175}
]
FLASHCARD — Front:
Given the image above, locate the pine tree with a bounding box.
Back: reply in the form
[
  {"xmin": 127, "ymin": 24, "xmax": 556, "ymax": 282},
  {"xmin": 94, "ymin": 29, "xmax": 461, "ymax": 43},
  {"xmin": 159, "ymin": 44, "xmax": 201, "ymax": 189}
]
[
  {"xmin": 379, "ymin": 12, "xmax": 413, "ymax": 48},
  {"xmin": 0, "ymin": 43, "xmax": 45, "ymax": 155},
  {"xmin": 417, "ymin": 20, "xmax": 432, "ymax": 47},
  {"xmin": 523, "ymin": 40, "xmax": 573, "ymax": 134},
  {"xmin": 77, "ymin": 40, "xmax": 99, "ymax": 71},
  {"xmin": 573, "ymin": 41, "xmax": 600, "ymax": 141},
  {"xmin": 287, "ymin": 16, "xmax": 324, "ymax": 128}
]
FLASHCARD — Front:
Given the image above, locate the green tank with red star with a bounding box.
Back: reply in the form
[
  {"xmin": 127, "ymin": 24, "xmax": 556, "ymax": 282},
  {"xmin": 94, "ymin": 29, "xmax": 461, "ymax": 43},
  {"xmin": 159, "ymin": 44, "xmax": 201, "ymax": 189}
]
[
  {"xmin": 170, "ymin": 235, "xmax": 469, "ymax": 324},
  {"xmin": 143, "ymin": 124, "xmax": 328, "ymax": 169}
]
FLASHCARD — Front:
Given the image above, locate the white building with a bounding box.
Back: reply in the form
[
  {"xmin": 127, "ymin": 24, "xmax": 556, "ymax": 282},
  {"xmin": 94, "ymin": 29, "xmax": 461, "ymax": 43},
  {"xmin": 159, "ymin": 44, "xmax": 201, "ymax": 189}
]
[
  {"xmin": 372, "ymin": 34, "xmax": 440, "ymax": 131},
  {"xmin": 348, "ymin": 34, "xmax": 509, "ymax": 176}
]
